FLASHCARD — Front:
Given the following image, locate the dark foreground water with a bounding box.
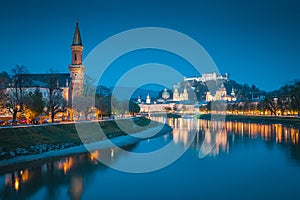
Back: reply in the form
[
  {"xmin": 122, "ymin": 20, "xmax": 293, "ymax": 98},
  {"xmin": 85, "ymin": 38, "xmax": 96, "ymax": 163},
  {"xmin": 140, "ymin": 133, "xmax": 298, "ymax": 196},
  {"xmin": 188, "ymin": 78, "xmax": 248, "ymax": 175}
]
[{"xmin": 1, "ymin": 118, "xmax": 300, "ymax": 199}]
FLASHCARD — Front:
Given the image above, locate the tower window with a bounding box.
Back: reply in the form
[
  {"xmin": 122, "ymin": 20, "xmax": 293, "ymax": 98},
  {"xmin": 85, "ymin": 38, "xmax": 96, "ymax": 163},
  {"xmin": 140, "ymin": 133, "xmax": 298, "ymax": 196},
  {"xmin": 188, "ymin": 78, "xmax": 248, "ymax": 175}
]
[{"xmin": 74, "ymin": 53, "xmax": 77, "ymax": 61}]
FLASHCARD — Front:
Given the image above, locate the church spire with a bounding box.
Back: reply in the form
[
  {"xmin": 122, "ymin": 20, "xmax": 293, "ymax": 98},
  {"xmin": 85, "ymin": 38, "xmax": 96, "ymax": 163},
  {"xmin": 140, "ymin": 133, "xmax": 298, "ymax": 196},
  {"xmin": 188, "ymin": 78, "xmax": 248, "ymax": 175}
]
[
  {"xmin": 69, "ymin": 21, "xmax": 85, "ymax": 102},
  {"xmin": 72, "ymin": 21, "xmax": 82, "ymax": 46}
]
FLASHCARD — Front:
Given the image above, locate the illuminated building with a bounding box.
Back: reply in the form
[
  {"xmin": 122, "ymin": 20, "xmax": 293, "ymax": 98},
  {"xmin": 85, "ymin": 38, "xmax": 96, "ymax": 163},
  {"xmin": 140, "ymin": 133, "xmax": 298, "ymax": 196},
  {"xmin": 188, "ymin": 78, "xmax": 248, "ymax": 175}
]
[{"xmin": 5, "ymin": 21, "xmax": 85, "ymax": 108}]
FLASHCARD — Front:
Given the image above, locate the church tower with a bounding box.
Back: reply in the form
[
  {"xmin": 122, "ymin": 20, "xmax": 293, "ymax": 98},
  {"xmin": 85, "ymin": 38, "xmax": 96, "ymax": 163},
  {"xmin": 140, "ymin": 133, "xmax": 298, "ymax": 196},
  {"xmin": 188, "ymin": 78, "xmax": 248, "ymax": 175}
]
[{"xmin": 69, "ymin": 21, "xmax": 85, "ymax": 102}]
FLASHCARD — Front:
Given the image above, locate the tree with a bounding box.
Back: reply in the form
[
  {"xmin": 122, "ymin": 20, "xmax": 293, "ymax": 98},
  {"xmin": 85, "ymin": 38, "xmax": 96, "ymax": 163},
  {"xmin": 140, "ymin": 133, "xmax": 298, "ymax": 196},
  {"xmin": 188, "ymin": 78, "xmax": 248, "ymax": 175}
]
[
  {"xmin": 257, "ymin": 100, "xmax": 267, "ymax": 115},
  {"xmin": 72, "ymin": 75, "xmax": 97, "ymax": 120},
  {"xmin": 243, "ymin": 100, "xmax": 251, "ymax": 113},
  {"xmin": 95, "ymin": 85, "xmax": 112, "ymax": 118},
  {"xmin": 46, "ymin": 71, "xmax": 66, "ymax": 123},
  {"xmin": 6, "ymin": 65, "xmax": 29, "ymax": 124},
  {"xmin": 163, "ymin": 106, "xmax": 172, "ymax": 112},
  {"xmin": 0, "ymin": 90, "xmax": 6, "ymax": 113},
  {"xmin": 0, "ymin": 71, "xmax": 10, "ymax": 88},
  {"xmin": 73, "ymin": 95, "xmax": 94, "ymax": 120},
  {"xmin": 23, "ymin": 88, "xmax": 45, "ymax": 121},
  {"xmin": 129, "ymin": 101, "xmax": 140, "ymax": 116},
  {"xmin": 0, "ymin": 71, "xmax": 8, "ymax": 112},
  {"xmin": 290, "ymin": 81, "xmax": 300, "ymax": 116},
  {"xmin": 259, "ymin": 96, "xmax": 278, "ymax": 115}
]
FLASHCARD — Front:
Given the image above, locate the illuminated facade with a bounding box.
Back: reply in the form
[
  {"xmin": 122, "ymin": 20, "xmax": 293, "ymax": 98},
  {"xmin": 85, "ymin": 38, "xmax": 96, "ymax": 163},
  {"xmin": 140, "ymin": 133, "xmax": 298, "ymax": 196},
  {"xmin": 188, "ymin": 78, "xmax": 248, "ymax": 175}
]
[
  {"xmin": 206, "ymin": 84, "xmax": 236, "ymax": 102},
  {"xmin": 173, "ymin": 87, "xmax": 189, "ymax": 101},
  {"xmin": 183, "ymin": 72, "xmax": 229, "ymax": 82},
  {"xmin": 161, "ymin": 88, "xmax": 170, "ymax": 99}
]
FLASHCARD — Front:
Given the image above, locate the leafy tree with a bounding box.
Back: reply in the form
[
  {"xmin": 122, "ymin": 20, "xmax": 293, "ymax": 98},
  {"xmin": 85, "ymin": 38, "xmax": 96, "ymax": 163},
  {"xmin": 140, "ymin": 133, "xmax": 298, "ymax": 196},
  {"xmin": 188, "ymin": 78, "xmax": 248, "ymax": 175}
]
[
  {"xmin": 0, "ymin": 71, "xmax": 10, "ymax": 88},
  {"xmin": 129, "ymin": 101, "xmax": 140, "ymax": 116},
  {"xmin": 23, "ymin": 88, "xmax": 45, "ymax": 121},
  {"xmin": 95, "ymin": 85, "xmax": 112, "ymax": 118},
  {"xmin": 193, "ymin": 81, "xmax": 208, "ymax": 101},
  {"xmin": 163, "ymin": 106, "xmax": 172, "ymax": 112},
  {"xmin": 290, "ymin": 81, "xmax": 300, "ymax": 116}
]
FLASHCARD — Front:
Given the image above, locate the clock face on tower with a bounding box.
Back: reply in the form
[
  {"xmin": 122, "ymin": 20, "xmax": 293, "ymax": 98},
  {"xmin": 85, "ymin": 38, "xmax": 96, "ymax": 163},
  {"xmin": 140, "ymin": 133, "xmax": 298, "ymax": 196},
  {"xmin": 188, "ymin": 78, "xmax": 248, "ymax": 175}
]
[{"xmin": 73, "ymin": 73, "xmax": 78, "ymax": 78}]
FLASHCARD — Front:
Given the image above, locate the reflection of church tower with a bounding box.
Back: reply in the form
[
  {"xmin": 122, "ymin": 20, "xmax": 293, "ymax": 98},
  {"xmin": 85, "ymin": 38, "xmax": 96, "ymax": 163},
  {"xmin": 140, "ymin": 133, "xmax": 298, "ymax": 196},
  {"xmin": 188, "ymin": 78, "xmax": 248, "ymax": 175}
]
[{"xmin": 69, "ymin": 21, "xmax": 85, "ymax": 103}]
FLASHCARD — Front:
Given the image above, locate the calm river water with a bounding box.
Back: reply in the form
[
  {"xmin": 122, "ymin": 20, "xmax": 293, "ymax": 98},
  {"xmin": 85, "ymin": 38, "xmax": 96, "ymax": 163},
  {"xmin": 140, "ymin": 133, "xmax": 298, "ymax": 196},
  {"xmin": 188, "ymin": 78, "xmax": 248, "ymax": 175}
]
[{"xmin": 1, "ymin": 117, "xmax": 300, "ymax": 199}]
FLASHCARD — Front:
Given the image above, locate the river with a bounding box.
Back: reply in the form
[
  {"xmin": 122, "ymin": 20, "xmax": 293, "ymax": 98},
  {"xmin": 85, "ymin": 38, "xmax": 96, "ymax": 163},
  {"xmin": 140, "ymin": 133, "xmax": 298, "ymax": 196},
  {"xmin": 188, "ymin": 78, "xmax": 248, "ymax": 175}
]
[{"xmin": 1, "ymin": 117, "xmax": 300, "ymax": 199}]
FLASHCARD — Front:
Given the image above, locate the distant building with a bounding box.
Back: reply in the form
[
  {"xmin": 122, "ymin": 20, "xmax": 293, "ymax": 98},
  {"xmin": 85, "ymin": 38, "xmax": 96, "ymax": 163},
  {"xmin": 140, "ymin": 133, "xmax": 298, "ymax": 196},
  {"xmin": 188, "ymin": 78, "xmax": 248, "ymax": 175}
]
[
  {"xmin": 206, "ymin": 84, "xmax": 236, "ymax": 102},
  {"xmin": 6, "ymin": 74, "xmax": 70, "ymax": 101},
  {"xmin": 162, "ymin": 88, "xmax": 170, "ymax": 100},
  {"xmin": 183, "ymin": 72, "xmax": 229, "ymax": 82},
  {"xmin": 146, "ymin": 94, "xmax": 151, "ymax": 104},
  {"xmin": 173, "ymin": 87, "xmax": 189, "ymax": 101}
]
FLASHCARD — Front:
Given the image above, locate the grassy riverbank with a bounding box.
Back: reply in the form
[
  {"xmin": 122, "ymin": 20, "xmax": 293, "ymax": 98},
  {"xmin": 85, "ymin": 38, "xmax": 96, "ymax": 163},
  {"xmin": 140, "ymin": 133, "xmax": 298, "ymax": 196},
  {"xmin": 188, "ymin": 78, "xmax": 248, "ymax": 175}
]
[
  {"xmin": 196, "ymin": 114, "xmax": 300, "ymax": 128},
  {"xmin": 0, "ymin": 117, "xmax": 165, "ymax": 160}
]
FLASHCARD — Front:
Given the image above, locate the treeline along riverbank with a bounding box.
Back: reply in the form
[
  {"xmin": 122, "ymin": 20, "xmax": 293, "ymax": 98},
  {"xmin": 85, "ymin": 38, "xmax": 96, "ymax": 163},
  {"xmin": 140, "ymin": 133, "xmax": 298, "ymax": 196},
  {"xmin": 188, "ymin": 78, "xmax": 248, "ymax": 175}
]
[{"xmin": 196, "ymin": 114, "xmax": 300, "ymax": 128}]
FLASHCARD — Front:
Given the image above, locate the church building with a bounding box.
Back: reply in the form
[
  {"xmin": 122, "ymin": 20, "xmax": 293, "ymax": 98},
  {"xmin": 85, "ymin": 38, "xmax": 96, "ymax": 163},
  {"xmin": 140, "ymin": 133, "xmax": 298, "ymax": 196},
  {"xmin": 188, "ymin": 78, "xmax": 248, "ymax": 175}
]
[{"xmin": 6, "ymin": 21, "xmax": 86, "ymax": 109}]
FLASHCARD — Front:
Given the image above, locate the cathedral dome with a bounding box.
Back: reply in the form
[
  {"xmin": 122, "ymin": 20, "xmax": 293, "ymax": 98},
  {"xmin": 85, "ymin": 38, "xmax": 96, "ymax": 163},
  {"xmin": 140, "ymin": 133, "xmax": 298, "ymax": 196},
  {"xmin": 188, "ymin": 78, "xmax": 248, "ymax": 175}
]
[{"xmin": 162, "ymin": 88, "xmax": 170, "ymax": 99}]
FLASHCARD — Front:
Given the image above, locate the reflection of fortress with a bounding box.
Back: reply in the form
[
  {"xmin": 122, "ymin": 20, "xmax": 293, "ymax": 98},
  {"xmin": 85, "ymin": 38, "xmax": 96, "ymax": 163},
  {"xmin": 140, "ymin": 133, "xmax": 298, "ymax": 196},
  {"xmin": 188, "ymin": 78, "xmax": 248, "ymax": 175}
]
[{"xmin": 160, "ymin": 117, "xmax": 300, "ymax": 157}]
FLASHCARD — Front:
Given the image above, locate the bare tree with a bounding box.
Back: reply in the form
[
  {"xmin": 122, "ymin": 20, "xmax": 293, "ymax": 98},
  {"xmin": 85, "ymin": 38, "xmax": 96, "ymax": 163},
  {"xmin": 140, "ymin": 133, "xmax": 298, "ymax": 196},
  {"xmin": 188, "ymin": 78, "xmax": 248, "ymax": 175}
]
[
  {"xmin": 6, "ymin": 65, "xmax": 29, "ymax": 124},
  {"xmin": 73, "ymin": 95, "xmax": 94, "ymax": 120},
  {"xmin": 0, "ymin": 90, "xmax": 7, "ymax": 115},
  {"xmin": 46, "ymin": 70, "xmax": 66, "ymax": 123},
  {"xmin": 73, "ymin": 75, "xmax": 97, "ymax": 120},
  {"xmin": 0, "ymin": 71, "xmax": 8, "ymax": 111}
]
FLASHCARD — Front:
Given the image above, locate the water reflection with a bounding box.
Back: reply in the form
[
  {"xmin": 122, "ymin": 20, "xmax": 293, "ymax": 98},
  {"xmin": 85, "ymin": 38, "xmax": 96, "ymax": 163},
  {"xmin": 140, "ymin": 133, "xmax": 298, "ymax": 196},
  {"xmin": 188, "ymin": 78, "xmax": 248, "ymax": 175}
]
[
  {"xmin": 1, "ymin": 118, "xmax": 300, "ymax": 199},
  {"xmin": 165, "ymin": 118, "xmax": 299, "ymax": 158},
  {"xmin": 0, "ymin": 145, "xmax": 136, "ymax": 200}
]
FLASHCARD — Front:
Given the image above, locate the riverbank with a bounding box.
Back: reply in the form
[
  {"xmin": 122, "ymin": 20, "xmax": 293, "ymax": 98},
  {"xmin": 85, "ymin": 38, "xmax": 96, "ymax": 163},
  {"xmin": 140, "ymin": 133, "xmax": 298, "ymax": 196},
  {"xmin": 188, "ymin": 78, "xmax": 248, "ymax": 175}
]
[
  {"xmin": 0, "ymin": 123, "xmax": 172, "ymax": 173},
  {"xmin": 195, "ymin": 114, "xmax": 300, "ymax": 128},
  {"xmin": 0, "ymin": 117, "xmax": 171, "ymax": 161}
]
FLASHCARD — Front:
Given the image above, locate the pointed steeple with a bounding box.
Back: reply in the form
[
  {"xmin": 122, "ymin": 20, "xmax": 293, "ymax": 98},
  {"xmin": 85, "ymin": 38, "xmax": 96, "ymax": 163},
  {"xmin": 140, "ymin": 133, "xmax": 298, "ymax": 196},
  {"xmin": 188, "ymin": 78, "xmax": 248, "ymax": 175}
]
[{"xmin": 72, "ymin": 21, "xmax": 82, "ymax": 46}]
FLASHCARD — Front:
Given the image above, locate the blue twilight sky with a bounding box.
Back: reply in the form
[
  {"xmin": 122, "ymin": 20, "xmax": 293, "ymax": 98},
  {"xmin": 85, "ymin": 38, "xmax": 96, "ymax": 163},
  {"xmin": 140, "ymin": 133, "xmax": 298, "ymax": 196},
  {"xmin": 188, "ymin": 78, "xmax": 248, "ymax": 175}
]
[{"xmin": 0, "ymin": 0, "xmax": 299, "ymax": 91}]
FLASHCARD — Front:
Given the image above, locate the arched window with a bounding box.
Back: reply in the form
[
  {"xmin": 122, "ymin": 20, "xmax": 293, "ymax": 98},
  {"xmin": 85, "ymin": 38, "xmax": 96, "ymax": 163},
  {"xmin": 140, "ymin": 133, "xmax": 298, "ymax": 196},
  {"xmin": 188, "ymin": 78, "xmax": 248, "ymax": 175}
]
[{"xmin": 74, "ymin": 53, "xmax": 77, "ymax": 61}]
